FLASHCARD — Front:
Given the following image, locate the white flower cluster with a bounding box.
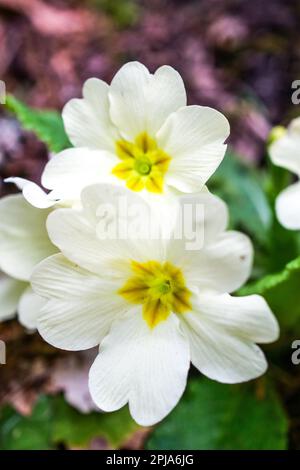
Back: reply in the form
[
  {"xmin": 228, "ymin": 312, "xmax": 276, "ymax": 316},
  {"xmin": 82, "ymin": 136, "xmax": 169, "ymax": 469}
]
[{"xmin": 0, "ymin": 62, "xmax": 279, "ymax": 426}]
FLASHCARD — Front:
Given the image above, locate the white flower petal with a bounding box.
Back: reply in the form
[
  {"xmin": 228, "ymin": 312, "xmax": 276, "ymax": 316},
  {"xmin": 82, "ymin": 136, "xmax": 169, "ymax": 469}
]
[
  {"xmin": 165, "ymin": 143, "xmax": 228, "ymax": 193},
  {"xmin": 109, "ymin": 62, "xmax": 186, "ymax": 140},
  {"xmin": 46, "ymin": 207, "xmax": 125, "ymax": 277},
  {"xmin": 62, "ymin": 78, "xmax": 118, "ymax": 151},
  {"xmin": 275, "ymin": 182, "xmax": 300, "ymax": 230},
  {"xmin": 182, "ymin": 231, "xmax": 253, "ymax": 294},
  {"xmin": 181, "ymin": 310, "xmax": 268, "ymax": 384},
  {"xmin": 145, "ymin": 65, "xmax": 187, "ymax": 135},
  {"xmin": 167, "ymin": 190, "xmax": 228, "ymax": 261},
  {"xmin": 5, "ymin": 178, "xmax": 57, "ymax": 209},
  {"xmin": 33, "ymin": 254, "xmax": 128, "ymax": 351},
  {"xmin": 269, "ymin": 119, "xmax": 300, "ymax": 176},
  {"xmin": 108, "ymin": 62, "xmax": 151, "ymax": 140},
  {"xmin": 46, "ymin": 205, "xmax": 110, "ymax": 276},
  {"xmin": 157, "ymin": 105, "xmax": 230, "ymax": 192},
  {"xmin": 0, "ymin": 195, "xmax": 56, "ymax": 281},
  {"xmin": 89, "ymin": 311, "xmax": 189, "ymax": 426},
  {"xmin": 41, "ymin": 148, "xmax": 116, "ymax": 202},
  {"xmin": 0, "ymin": 273, "xmax": 26, "ymax": 321},
  {"xmin": 46, "ymin": 184, "xmax": 164, "ymax": 276},
  {"xmin": 192, "ymin": 293, "xmax": 279, "ymax": 344},
  {"xmin": 32, "ymin": 253, "xmax": 115, "ymax": 299},
  {"xmin": 18, "ymin": 286, "xmax": 46, "ymax": 330}
]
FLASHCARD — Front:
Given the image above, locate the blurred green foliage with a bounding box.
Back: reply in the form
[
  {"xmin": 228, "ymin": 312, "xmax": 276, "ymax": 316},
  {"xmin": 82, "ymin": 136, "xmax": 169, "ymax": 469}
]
[
  {"xmin": 210, "ymin": 151, "xmax": 272, "ymax": 246},
  {"xmin": 0, "ymin": 395, "xmax": 138, "ymax": 450},
  {"xmin": 0, "ymin": 396, "xmax": 52, "ymax": 450},
  {"xmin": 146, "ymin": 378, "xmax": 288, "ymax": 450},
  {"xmin": 90, "ymin": 0, "xmax": 139, "ymax": 28},
  {"xmin": 240, "ymin": 256, "xmax": 300, "ymax": 332},
  {"xmin": 5, "ymin": 95, "xmax": 71, "ymax": 153},
  {"xmin": 210, "ymin": 151, "xmax": 299, "ymax": 278}
]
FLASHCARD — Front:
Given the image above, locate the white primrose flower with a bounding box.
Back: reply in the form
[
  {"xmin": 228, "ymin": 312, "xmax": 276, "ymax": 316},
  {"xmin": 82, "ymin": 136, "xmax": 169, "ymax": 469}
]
[
  {"xmin": 6, "ymin": 62, "xmax": 229, "ymax": 208},
  {"xmin": 0, "ymin": 194, "xmax": 56, "ymax": 328},
  {"xmin": 0, "ymin": 271, "xmax": 26, "ymax": 322},
  {"xmin": 31, "ymin": 184, "xmax": 279, "ymax": 426},
  {"xmin": 269, "ymin": 117, "xmax": 300, "ymax": 230}
]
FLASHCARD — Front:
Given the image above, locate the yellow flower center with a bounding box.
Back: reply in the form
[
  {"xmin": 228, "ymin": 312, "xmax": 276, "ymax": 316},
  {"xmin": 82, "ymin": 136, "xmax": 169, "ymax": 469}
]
[
  {"xmin": 118, "ymin": 260, "xmax": 192, "ymax": 329},
  {"xmin": 112, "ymin": 132, "xmax": 171, "ymax": 193}
]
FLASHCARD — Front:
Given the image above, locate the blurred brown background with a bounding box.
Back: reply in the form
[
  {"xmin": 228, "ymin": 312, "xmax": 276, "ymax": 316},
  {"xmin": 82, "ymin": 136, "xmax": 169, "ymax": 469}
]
[{"xmin": 1, "ymin": 0, "xmax": 300, "ymax": 192}]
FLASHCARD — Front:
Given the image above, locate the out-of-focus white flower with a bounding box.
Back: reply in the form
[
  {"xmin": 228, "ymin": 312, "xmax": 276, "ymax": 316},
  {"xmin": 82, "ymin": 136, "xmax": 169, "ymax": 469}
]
[
  {"xmin": 269, "ymin": 117, "xmax": 300, "ymax": 230},
  {"xmin": 31, "ymin": 184, "xmax": 279, "ymax": 426},
  {"xmin": 6, "ymin": 62, "xmax": 229, "ymax": 208},
  {"xmin": 0, "ymin": 271, "xmax": 26, "ymax": 321},
  {"xmin": 0, "ymin": 194, "xmax": 56, "ymax": 328}
]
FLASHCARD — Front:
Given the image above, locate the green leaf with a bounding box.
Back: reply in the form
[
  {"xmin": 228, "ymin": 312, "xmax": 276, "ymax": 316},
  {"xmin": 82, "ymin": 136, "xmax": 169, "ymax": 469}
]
[
  {"xmin": 52, "ymin": 395, "xmax": 139, "ymax": 449},
  {"xmin": 239, "ymin": 256, "xmax": 300, "ymax": 331},
  {"xmin": 209, "ymin": 150, "xmax": 272, "ymax": 246},
  {"xmin": 0, "ymin": 395, "xmax": 139, "ymax": 450},
  {"xmin": 5, "ymin": 95, "xmax": 71, "ymax": 153},
  {"xmin": 1, "ymin": 384, "xmax": 288, "ymax": 451},
  {"xmin": 146, "ymin": 378, "xmax": 288, "ymax": 450},
  {"xmin": 0, "ymin": 396, "xmax": 53, "ymax": 450}
]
